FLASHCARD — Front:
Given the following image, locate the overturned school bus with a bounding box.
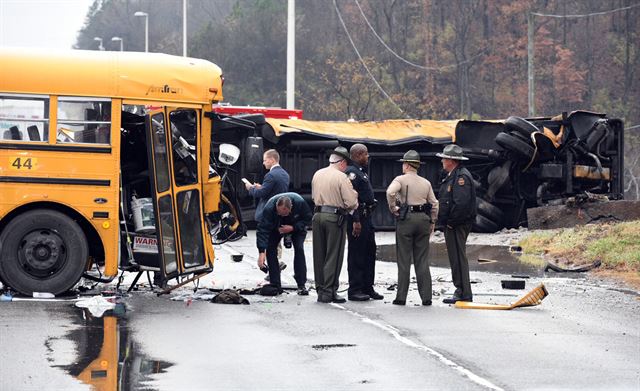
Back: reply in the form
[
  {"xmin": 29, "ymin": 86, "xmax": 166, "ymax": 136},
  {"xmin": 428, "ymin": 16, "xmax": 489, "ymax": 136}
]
[
  {"xmin": 0, "ymin": 48, "xmax": 247, "ymax": 295},
  {"xmin": 212, "ymin": 107, "xmax": 624, "ymax": 232}
]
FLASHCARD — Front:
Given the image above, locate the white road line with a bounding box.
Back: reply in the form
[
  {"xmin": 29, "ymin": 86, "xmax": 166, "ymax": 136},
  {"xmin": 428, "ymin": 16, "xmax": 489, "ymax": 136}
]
[{"xmin": 331, "ymin": 303, "xmax": 504, "ymax": 391}]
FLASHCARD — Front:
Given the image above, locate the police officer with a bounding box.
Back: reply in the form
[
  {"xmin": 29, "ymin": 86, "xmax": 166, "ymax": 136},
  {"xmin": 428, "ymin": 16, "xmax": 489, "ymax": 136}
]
[
  {"xmin": 345, "ymin": 144, "xmax": 383, "ymax": 301},
  {"xmin": 436, "ymin": 144, "xmax": 477, "ymax": 304},
  {"xmin": 386, "ymin": 150, "xmax": 439, "ymax": 306},
  {"xmin": 312, "ymin": 146, "xmax": 359, "ymax": 303}
]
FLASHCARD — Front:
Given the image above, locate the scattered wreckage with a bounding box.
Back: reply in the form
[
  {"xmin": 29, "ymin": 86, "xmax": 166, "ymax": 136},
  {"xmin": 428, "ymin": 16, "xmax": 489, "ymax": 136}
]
[{"xmin": 213, "ymin": 108, "xmax": 624, "ymax": 232}]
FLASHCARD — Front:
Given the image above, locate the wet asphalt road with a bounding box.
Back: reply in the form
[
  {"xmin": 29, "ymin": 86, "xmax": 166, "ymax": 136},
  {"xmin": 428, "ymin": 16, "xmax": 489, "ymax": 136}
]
[{"xmin": 1, "ymin": 232, "xmax": 639, "ymax": 390}]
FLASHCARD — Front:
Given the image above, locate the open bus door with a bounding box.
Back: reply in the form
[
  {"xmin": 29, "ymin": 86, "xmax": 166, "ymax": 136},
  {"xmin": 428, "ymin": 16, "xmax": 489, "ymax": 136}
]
[{"xmin": 144, "ymin": 108, "xmax": 211, "ymax": 284}]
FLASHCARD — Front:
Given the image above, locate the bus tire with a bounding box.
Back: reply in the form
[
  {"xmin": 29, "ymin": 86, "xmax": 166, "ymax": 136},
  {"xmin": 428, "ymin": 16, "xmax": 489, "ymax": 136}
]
[
  {"xmin": 0, "ymin": 209, "xmax": 88, "ymax": 295},
  {"xmin": 472, "ymin": 214, "xmax": 500, "ymax": 233},
  {"xmin": 477, "ymin": 198, "xmax": 505, "ymax": 225},
  {"xmin": 505, "ymin": 116, "xmax": 539, "ymax": 136},
  {"xmin": 495, "ymin": 132, "xmax": 535, "ymax": 161}
]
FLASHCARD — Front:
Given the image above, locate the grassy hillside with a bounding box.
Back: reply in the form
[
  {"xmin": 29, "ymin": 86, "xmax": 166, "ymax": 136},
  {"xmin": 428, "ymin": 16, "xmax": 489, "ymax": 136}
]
[{"xmin": 518, "ymin": 220, "xmax": 640, "ymax": 288}]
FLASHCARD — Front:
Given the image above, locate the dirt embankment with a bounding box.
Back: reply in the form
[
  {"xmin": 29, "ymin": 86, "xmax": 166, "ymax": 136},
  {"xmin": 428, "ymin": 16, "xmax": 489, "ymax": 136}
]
[{"xmin": 518, "ymin": 221, "xmax": 640, "ymax": 289}]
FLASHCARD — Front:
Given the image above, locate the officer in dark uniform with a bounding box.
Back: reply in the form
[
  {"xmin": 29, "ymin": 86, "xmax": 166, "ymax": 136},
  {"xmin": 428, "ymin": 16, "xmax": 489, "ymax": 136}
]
[
  {"xmin": 345, "ymin": 144, "xmax": 383, "ymax": 301},
  {"xmin": 436, "ymin": 144, "xmax": 477, "ymax": 304}
]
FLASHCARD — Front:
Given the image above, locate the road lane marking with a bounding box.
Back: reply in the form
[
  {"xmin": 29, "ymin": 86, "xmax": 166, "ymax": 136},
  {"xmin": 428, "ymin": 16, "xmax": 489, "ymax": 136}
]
[{"xmin": 331, "ymin": 303, "xmax": 504, "ymax": 391}]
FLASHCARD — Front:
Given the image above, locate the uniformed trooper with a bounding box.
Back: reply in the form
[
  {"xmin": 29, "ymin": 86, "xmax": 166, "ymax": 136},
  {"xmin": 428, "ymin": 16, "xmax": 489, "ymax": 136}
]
[
  {"xmin": 345, "ymin": 144, "xmax": 383, "ymax": 301},
  {"xmin": 436, "ymin": 144, "xmax": 477, "ymax": 304},
  {"xmin": 311, "ymin": 146, "xmax": 359, "ymax": 303},
  {"xmin": 386, "ymin": 150, "xmax": 439, "ymax": 306}
]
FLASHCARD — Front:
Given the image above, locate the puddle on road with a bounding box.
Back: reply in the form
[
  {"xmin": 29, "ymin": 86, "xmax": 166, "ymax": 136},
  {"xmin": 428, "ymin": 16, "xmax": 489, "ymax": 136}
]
[
  {"xmin": 52, "ymin": 303, "xmax": 172, "ymax": 391},
  {"xmin": 377, "ymin": 242, "xmax": 543, "ymax": 277}
]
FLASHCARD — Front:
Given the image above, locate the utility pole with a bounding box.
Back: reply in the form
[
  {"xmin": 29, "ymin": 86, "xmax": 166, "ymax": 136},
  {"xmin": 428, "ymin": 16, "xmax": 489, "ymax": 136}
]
[
  {"xmin": 527, "ymin": 12, "xmax": 535, "ymax": 117},
  {"xmin": 183, "ymin": 0, "xmax": 187, "ymax": 57},
  {"xmin": 286, "ymin": 0, "xmax": 295, "ymax": 109}
]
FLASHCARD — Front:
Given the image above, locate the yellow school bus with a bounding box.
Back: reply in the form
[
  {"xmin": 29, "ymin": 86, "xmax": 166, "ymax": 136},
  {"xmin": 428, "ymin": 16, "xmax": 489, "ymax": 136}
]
[{"xmin": 0, "ymin": 47, "xmax": 236, "ymax": 295}]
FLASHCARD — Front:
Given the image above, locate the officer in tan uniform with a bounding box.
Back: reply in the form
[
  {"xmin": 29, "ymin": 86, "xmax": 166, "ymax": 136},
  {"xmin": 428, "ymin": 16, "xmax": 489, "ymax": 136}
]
[
  {"xmin": 311, "ymin": 146, "xmax": 359, "ymax": 303},
  {"xmin": 386, "ymin": 150, "xmax": 439, "ymax": 306}
]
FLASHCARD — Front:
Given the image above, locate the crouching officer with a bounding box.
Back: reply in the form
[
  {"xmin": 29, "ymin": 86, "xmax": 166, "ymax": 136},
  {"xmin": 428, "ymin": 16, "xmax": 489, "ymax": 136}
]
[
  {"xmin": 436, "ymin": 144, "xmax": 477, "ymax": 304},
  {"xmin": 256, "ymin": 192, "xmax": 313, "ymax": 295},
  {"xmin": 346, "ymin": 144, "xmax": 383, "ymax": 301},
  {"xmin": 312, "ymin": 146, "xmax": 359, "ymax": 303},
  {"xmin": 386, "ymin": 150, "xmax": 439, "ymax": 306}
]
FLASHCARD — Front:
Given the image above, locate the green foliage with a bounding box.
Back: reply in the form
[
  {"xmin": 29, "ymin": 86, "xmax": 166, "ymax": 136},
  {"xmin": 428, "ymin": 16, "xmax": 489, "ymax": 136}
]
[
  {"xmin": 519, "ymin": 221, "xmax": 640, "ymax": 271},
  {"xmin": 75, "ymin": 1, "xmax": 639, "ymax": 137}
]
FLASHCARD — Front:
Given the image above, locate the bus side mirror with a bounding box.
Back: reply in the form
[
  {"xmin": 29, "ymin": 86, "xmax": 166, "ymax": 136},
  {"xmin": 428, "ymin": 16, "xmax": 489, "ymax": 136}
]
[
  {"xmin": 219, "ymin": 143, "xmax": 240, "ymax": 165},
  {"xmin": 245, "ymin": 136, "xmax": 264, "ymax": 175}
]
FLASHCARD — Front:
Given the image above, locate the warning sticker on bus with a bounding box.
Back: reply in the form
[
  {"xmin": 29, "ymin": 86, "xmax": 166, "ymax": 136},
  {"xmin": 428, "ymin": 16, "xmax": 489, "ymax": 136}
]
[{"xmin": 133, "ymin": 236, "xmax": 158, "ymax": 253}]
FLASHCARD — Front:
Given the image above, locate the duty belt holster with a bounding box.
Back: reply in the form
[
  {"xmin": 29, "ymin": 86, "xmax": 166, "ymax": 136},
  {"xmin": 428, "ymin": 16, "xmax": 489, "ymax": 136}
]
[
  {"xmin": 314, "ymin": 205, "xmax": 347, "ymax": 227},
  {"xmin": 396, "ymin": 185, "xmax": 409, "ymax": 221}
]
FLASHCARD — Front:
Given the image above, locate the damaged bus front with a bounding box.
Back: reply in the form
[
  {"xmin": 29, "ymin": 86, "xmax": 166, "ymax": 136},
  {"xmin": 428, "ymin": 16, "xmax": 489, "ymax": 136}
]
[{"xmin": 0, "ymin": 48, "xmax": 245, "ymax": 296}]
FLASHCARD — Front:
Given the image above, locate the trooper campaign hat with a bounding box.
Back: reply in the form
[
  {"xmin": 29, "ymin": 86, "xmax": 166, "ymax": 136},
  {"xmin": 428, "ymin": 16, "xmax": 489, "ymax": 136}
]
[
  {"xmin": 331, "ymin": 146, "xmax": 350, "ymax": 161},
  {"xmin": 397, "ymin": 150, "xmax": 423, "ymax": 169},
  {"xmin": 397, "ymin": 150, "xmax": 423, "ymax": 164},
  {"xmin": 436, "ymin": 144, "xmax": 469, "ymax": 161}
]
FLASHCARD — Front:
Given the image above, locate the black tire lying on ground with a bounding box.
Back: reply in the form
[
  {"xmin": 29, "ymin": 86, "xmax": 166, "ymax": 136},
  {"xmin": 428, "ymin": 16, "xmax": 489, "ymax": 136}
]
[
  {"xmin": 505, "ymin": 116, "xmax": 539, "ymax": 136},
  {"xmin": 495, "ymin": 132, "xmax": 535, "ymax": 161},
  {"xmin": 477, "ymin": 197, "xmax": 505, "ymax": 225},
  {"xmin": 472, "ymin": 214, "xmax": 500, "ymax": 233}
]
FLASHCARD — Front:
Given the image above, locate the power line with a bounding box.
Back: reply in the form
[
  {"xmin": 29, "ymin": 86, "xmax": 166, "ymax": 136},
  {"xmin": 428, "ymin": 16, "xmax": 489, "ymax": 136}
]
[
  {"xmin": 333, "ymin": 0, "xmax": 407, "ymax": 117},
  {"xmin": 354, "ymin": 0, "xmax": 486, "ymax": 71},
  {"xmin": 532, "ymin": 3, "xmax": 640, "ymax": 18}
]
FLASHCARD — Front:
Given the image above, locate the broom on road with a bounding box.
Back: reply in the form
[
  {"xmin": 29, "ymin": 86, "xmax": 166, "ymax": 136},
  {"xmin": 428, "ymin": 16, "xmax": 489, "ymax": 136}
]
[{"xmin": 455, "ymin": 283, "xmax": 549, "ymax": 310}]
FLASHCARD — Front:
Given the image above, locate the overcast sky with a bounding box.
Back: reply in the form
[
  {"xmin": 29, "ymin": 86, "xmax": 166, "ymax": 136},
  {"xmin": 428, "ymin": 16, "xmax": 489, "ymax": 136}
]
[{"xmin": 0, "ymin": 0, "xmax": 92, "ymax": 49}]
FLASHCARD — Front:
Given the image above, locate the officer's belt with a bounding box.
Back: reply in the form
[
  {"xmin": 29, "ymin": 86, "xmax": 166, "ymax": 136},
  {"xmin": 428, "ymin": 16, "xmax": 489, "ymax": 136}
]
[
  {"xmin": 314, "ymin": 205, "xmax": 346, "ymax": 215},
  {"xmin": 408, "ymin": 204, "xmax": 429, "ymax": 212}
]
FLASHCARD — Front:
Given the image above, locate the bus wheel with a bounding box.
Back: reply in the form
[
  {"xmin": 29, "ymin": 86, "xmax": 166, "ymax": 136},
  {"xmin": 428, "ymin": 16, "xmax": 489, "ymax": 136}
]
[
  {"xmin": 473, "ymin": 214, "xmax": 500, "ymax": 233},
  {"xmin": 0, "ymin": 209, "xmax": 88, "ymax": 295},
  {"xmin": 505, "ymin": 116, "xmax": 539, "ymax": 136}
]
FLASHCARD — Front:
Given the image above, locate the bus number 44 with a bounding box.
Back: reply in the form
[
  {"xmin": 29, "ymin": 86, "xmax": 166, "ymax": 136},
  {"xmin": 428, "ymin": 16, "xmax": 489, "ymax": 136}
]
[{"xmin": 10, "ymin": 157, "xmax": 36, "ymax": 170}]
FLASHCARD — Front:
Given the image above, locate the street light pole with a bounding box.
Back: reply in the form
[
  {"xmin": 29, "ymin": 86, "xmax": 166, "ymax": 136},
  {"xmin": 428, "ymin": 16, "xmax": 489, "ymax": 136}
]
[
  {"xmin": 286, "ymin": 0, "xmax": 295, "ymax": 109},
  {"xmin": 183, "ymin": 0, "xmax": 187, "ymax": 57},
  {"xmin": 93, "ymin": 37, "xmax": 104, "ymax": 51},
  {"xmin": 111, "ymin": 37, "xmax": 123, "ymax": 51},
  {"xmin": 527, "ymin": 13, "xmax": 535, "ymax": 117},
  {"xmin": 134, "ymin": 11, "xmax": 149, "ymax": 52}
]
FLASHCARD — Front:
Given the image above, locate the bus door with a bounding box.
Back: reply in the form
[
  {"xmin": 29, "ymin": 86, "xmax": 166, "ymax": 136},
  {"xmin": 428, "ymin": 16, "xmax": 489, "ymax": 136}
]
[{"xmin": 144, "ymin": 108, "xmax": 208, "ymax": 281}]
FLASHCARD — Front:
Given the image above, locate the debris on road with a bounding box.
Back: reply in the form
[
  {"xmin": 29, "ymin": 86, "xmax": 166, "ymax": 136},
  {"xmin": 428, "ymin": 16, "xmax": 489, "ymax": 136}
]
[
  {"xmin": 75, "ymin": 295, "xmax": 116, "ymax": 317},
  {"xmin": 455, "ymin": 283, "xmax": 549, "ymax": 310},
  {"xmin": 211, "ymin": 289, "xmax": 250, "ymax": 305},
  {"xmin": 545, "ymin": 259, "xmax": 602, "ymax": 273},
  {"xmin": 501, "ymin": 280, "xmax": 526, "ymax": 289}
]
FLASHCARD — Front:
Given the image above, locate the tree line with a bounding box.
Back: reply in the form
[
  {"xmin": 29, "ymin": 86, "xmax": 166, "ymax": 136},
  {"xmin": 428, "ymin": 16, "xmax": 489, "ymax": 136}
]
[{"xmin": 75, "ymin": 0, "xmax": 639, "ymax": 198}]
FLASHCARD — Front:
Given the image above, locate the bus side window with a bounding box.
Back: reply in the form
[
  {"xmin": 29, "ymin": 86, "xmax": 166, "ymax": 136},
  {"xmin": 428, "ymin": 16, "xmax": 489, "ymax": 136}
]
[
  {"xmin": 57, "ymin": 97, "xmax": 111, "ymax": 145},
  {"xmin": 0, "ymin": 95, "xmax": 49, "ymax": 142}
]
